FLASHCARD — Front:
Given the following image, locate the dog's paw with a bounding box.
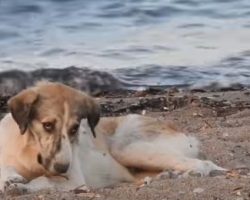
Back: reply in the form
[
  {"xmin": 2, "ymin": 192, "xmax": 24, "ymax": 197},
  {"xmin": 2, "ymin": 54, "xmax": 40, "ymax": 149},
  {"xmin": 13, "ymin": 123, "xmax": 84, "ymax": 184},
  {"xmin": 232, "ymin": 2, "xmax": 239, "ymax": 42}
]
[
  {"xmin": 4, "ymin": 183, "xmax": 29, "ymax": 195},
  {"xmin": 4, "ymin": 174, "xmax": 27, "ymax": 186},
  {"xmin": 3, "ymin": 174, "xmax": 28, "ymax": 192}
]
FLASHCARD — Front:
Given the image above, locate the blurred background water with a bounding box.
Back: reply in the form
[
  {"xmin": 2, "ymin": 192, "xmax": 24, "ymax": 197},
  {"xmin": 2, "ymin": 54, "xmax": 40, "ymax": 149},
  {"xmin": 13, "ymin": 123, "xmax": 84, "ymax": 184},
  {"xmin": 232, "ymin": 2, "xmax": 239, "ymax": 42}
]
[{"xmin": 1, "ymin": 0, "xmax": 250, "ymax": 88}]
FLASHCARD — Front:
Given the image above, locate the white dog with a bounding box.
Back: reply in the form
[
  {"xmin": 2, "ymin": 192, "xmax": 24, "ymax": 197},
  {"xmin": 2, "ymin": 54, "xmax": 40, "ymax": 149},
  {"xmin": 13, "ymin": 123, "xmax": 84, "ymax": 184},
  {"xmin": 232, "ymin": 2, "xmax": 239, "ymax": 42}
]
[{"xmin": 0, "ymin": 82, "xmax": 225, "ymax": 193}]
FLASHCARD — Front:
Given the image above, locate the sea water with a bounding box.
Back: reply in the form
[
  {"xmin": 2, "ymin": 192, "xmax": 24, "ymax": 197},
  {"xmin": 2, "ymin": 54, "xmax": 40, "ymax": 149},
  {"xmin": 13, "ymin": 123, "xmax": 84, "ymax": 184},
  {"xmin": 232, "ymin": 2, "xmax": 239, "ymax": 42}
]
[{"xmin": 1, "ymin": 0, "xmax": 250, "ymax": 88}]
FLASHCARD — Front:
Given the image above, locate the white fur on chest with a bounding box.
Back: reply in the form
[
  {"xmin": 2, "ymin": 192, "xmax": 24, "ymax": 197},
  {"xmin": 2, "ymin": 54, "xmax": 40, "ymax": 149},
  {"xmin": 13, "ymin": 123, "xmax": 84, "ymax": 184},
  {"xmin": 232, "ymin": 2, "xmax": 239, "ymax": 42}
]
[{"xmin": 77, "ymin": 120, "xmax": 133, "ymax": 188}]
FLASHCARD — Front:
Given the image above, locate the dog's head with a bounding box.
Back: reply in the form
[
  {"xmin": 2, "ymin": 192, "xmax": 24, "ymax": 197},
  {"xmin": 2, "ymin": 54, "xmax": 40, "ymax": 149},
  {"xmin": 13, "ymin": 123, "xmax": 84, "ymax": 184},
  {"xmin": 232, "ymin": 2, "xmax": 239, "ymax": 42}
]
[{"xmin": 8, "ymin": 82, "xmax": 100, "ymax": 175}]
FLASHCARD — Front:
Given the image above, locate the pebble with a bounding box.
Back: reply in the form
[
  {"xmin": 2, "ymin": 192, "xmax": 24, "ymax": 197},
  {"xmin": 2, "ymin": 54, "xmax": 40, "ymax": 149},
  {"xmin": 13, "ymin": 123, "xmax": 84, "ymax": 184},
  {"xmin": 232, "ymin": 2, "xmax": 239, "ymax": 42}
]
[
  {"xmin": 73, "ymin": 185, "xmax": 90, "ymax": 194},
  {"xmin": 193, "ymin": 112, "xmax": 198, "ymax": 116},
  {"xmin": 38, "ymin": 195, "xmax": 45, "ymax": 200},
  {"xmin": 193, "ymin": 188, "xmax": 204, "ymax": 194},
  {"xmin": 236, "ymin": 191, "xmax": 241, "ymax": 196},
  {"xmin": 223, "ymin": 132, "xmax": 229, "ymax": 137},
  {"xmin": 163, "ymin": 107, "xmax": 168, "ymax": 111},
  {"xmin": 144, "ymin": 176, "xmax": 152, "ymax": 185}
]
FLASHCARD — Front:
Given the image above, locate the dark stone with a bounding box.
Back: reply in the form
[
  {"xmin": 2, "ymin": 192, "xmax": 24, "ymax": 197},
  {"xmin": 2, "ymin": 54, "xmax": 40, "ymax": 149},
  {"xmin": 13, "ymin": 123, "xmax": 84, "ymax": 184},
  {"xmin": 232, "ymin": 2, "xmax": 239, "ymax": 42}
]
[{"xmin": 0, "ymin": 66, "xmax": 126, "ymax": 96}]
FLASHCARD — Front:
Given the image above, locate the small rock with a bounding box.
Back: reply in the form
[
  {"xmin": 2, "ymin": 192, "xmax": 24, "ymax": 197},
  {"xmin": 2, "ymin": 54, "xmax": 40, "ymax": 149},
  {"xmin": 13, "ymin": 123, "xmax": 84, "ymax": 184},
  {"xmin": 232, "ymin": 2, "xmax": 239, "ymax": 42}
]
[
  {"xmin": 193, "ymin": 188, "xmax": 204, "ymax": 194},
  {"xmin": 193, "ymin": 112, "xmax": 198, "ymax": 116},
  {"xmin": 144, "ymin": 176, "xmax": 152, "ymax": 185},
  {"xmin": 229, "ymin": 153, "xmax": 234, "ymax": 157},
  {"xmin": 73, "ymin": 185, "xmax": 90, "ymax": 194},
  {"xmin": 223, "ymin": 132, "xmax": 229, "ymax": 137},
  {"xmin": 163, "ymin": 107, "xmax": 168, "ymax": 111},
  {"xmin": 236, "ymin": 191, "xmax": 241, "ymax": 196},
  {"xmin": 38, "ymin": 195, "xmax": 45, "ymax": 200}
]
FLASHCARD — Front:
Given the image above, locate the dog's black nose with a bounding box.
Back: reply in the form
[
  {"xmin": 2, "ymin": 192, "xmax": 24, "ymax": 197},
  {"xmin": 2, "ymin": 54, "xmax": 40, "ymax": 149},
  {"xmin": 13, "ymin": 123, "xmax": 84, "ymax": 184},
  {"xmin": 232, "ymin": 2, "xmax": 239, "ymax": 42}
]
[{"xmin": 54, "ymin": 163, "xmax": 69, "ymax": 174}]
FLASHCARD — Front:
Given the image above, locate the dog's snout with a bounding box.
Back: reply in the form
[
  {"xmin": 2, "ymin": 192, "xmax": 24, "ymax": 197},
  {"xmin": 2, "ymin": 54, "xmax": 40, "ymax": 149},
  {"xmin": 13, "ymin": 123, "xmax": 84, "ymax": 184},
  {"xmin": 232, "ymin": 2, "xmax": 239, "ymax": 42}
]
[{"xmin": 54, "ymin": 163, "xmax": 69, "ymax": 174}]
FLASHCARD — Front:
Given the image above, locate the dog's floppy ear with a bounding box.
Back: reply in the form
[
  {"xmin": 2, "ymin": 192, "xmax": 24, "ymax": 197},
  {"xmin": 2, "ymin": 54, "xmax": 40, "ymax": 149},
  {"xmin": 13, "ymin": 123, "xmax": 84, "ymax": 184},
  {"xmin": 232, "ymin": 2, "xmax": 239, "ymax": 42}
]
[
  {"xmin": 87, "ymin": 101, "xmax": 100, "ymax": 138},
  {"xmin": 8, "ymin": 89, "xmax": 38, "ymax": 134},
  {"xmin": 79, "ymin": 95, "xmax": 100, "ymax": 138}
]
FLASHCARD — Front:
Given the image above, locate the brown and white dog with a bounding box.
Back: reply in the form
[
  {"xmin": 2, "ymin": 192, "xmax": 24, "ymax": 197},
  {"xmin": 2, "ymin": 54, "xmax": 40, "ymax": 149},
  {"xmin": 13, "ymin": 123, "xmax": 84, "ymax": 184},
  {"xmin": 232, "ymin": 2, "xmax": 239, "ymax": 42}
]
[{"xmin": 0, "ymin": 82, "xmax": 225, "ymax": 193}]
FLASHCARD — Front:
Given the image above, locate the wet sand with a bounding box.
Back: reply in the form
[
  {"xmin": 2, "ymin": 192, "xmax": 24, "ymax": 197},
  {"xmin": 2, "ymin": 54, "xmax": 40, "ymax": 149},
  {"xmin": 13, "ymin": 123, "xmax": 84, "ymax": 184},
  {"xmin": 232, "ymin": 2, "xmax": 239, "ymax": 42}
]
[{"xmin": 1, "ymin": 88, "xmax": 250, "ymax": 200}]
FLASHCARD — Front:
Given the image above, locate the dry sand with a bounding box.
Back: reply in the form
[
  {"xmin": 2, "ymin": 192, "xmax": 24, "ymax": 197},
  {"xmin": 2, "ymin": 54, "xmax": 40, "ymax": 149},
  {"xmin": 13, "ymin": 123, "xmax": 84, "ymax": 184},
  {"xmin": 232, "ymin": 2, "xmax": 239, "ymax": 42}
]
[{"xmin": 1, "ymin": 88, "xmax": 250, "ymax": 200}]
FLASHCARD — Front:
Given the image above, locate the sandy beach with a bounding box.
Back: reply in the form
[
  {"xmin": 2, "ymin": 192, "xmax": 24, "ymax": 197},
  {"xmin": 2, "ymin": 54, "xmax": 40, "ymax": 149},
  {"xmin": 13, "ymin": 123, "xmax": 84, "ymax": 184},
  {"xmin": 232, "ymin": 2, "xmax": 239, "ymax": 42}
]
[
  {"xmin": 0, "ymin": 88, "xmax": 250, "ymax": 200},
  {"xmin": 1, "ymin": 0, "xmax": 250, "ymax": 199}
]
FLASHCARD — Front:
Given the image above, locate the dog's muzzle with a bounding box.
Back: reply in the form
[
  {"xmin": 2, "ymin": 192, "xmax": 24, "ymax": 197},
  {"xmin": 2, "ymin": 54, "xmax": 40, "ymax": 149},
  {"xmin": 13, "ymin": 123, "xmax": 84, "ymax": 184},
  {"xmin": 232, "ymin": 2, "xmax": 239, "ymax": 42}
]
[
  {"xmin": 37, "ymin": 153, "xmax": 70, "ymax": 174},
  {"xmin": 53, "ymin": 162, "xmax": 70, "ymax": 174}
]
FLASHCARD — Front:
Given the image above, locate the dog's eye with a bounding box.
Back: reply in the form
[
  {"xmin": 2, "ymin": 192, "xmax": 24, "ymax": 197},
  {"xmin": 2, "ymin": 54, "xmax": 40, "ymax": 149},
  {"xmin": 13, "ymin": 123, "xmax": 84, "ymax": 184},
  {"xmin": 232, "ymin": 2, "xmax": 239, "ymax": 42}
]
[
  {"xmin": 69, "ymin": 124, "xmax": 79, "ymax": 136},
  {"xmin": 43, "ymin": 122, "xmax": 54, "ymax": 132}
]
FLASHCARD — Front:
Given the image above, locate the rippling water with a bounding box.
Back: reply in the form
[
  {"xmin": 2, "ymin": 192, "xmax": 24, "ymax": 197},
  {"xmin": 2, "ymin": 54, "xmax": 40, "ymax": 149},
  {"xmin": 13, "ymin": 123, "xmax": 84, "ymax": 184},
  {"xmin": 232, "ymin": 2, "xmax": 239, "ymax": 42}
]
[{"xmin": 1, "ymin": 0, "xmax": 250, "ymax": 88}]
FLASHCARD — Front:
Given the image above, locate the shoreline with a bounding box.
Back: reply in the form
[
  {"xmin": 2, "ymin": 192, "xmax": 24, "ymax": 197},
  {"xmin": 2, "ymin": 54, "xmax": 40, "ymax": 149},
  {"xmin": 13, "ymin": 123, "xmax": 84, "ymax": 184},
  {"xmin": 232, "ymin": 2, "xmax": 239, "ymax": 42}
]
[
  {"xmin": 1, "ymin": 88, "xmax": 250, "ymax": 199},
  {"xmin": 0, "ymin": 66, "xmax": 248, "ymax": 97}
]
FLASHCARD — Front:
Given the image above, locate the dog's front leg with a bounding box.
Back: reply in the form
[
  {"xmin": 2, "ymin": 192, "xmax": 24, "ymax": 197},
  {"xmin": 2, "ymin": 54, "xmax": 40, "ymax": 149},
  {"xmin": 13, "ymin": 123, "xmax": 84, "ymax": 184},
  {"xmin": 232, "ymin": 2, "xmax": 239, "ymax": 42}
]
[
  {"xmin": 0, "ymin": 166, "xmax": 81, "ymax": 194},
  {"xmin": 4, "ymin": 175, "xmax": 82, "ymax": 194},
  {"xmin": 4, "ymin": 161, "xmax": 86, "ymax": 194},
  {"xmin": 0, "ymin": 165, "xmax": 28, "ymax": 192},
  {"xmin": 0, "ymin": 171, "xmax": 82, "ymax": 195},
  {"xmin": 3, "ymin": 176, "xmax": 51, "ymax": 194}
]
